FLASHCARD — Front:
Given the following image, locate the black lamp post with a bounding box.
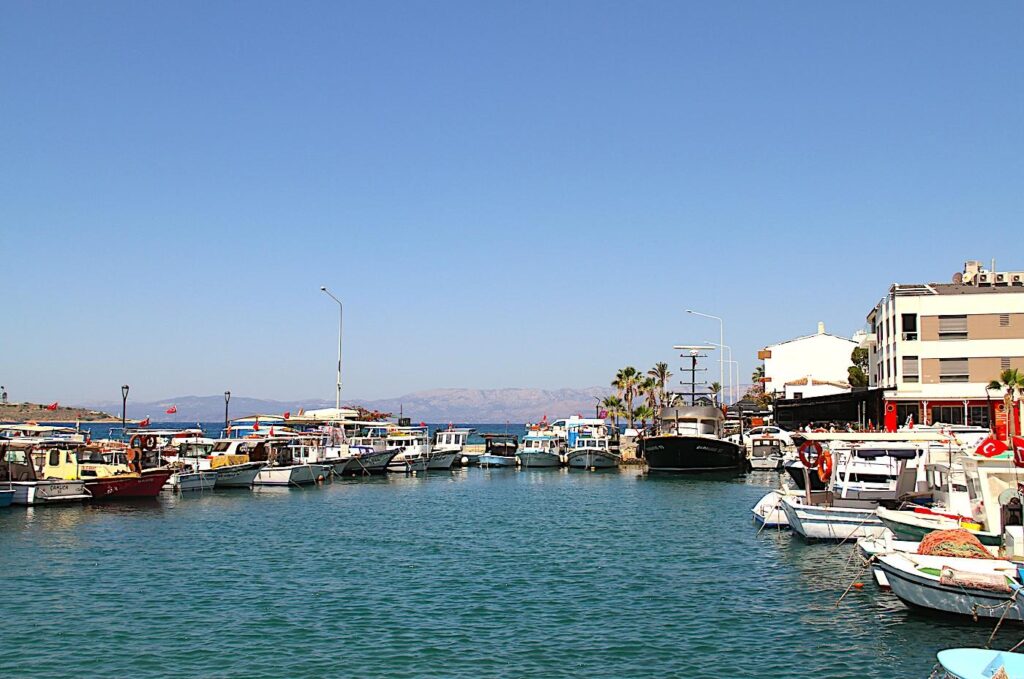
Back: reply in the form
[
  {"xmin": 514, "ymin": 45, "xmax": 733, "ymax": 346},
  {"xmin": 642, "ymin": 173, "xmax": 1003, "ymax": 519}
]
[
  {"xmin": 121, "ymin": 384, "xmax": 130, "ymax": 436},
  {"xmin": 224, "ymin": 391, "xmax": 231, "ymax": 435}
]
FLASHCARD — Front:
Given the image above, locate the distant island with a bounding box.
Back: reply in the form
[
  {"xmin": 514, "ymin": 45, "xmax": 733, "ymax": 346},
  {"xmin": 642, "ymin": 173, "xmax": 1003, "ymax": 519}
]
[{"xmin": 0, "ymin": 402, "xmax": 122, "ymax": 423}]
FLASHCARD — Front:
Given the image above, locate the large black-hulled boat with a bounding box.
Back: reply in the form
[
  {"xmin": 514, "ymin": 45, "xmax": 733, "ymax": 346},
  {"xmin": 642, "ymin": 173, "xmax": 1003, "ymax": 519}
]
[{"xmin": 640, "ymin": 406, "xmax": 745, "ymax": 473}]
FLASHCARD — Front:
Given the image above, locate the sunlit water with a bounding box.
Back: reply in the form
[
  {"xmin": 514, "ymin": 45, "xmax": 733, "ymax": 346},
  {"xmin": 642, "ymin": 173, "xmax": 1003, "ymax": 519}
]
[{"xmin": 1, "ymin": 469, "xmax": 1018, "ymax": 677}]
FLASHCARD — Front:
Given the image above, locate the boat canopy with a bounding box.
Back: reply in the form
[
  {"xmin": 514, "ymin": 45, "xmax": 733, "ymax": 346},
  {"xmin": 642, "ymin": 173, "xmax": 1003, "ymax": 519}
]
[{"xmin": 854, "ymin": 448, "xmax": 920, "ymax": 460}]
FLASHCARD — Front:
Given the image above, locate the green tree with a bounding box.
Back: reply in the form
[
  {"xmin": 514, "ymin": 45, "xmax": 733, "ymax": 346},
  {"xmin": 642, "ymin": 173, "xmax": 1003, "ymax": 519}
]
[
  {"xmin": 988, "ymin": 369, "xmax": 1024, "ymax": 443},
  {"xmin": 848, "ymin": 347, "xmax": 869, "ymax": 388},
  {"xmin": 611, "ymin": 366, "xmax": 642, "ymax": 429},
  {"xmin": 601, "ymin": 395, "xmax": 625, "ymax": 428},
  {"xmin": 647, "ymin": 362, "xmax": 672, "ymax": 409},
  {"xmin": 633, "ymin": 404, "xmax": 655, "ymax": 431},
  {"xmin": 708, "ymin": 382, "xmax": 723, "ymax": 406}
]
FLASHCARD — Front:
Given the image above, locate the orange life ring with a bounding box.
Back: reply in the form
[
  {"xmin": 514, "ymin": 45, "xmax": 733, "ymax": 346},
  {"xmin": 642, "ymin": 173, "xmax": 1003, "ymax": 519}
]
[
  {"xmin": 798, "ymin": 441, "xmax": 822, "ymax": 468},
  {"xmin": 142, "ymin": 435, "xmax": 157, "ymax": 450},
  {"xmin": 129, "ymin": 434, "xmax": 142, "ymax": 449},
  {"xmin": 817, "ymin": 450, "xmax": 833, "ymax": 483}
]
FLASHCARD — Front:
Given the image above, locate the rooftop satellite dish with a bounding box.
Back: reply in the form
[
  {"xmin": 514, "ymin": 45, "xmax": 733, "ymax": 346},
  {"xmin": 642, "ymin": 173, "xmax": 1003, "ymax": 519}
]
[{"xmin": 952, "ymin": 272, "xmax": 963, "ymax": 284}]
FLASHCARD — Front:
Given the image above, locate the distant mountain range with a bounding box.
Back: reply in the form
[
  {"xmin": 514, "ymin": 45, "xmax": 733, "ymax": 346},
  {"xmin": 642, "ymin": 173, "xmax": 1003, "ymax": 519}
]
[{"xmin": 86, "ymin": 387, "xmax": 612, "ymax": 423}]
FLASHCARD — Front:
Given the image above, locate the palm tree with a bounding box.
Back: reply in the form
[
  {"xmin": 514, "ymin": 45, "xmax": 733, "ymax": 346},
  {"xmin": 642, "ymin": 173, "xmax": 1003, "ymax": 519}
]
[
  {"xmin": 708, "ymin": 382, "xmax": 723, "ymax": 406},
  {"xmin": 611, "ymin": 366, "xmax": 641, "ymax": 429},
  {"xmin": 648, "ymin": 362, "xmax": 672, "ymax": 408},
  {"xmin": 633, "ymin": 404, "xmax": 655, "ymax": 432},
  {"xmin": 640, "ymin": 376, "xmax": 658, "ymax": 414},
  {"xmin": 752, "ymin": 365, "xmax": 765, "ymax": 384},
  {"xmin": 987, "ymin": 368, "xmax": 1024, "ymax": 443},
  {"xmin": 601, "ymin": 395, "xmax": 625, "ymax": 429}
]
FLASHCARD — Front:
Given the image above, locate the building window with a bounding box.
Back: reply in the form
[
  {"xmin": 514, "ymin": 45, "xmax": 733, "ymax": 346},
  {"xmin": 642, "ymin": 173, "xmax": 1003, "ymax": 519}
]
[
  {"xmin": 792, "ymin": 392, "xmax": 803, "ymax": 399},
  {"xmin": 932, "ymin": 405, "xmax": 966, "ymax": 425},
  {"xmin": 897, "ymin": 403, "xmax": 920, "ymax": 425},
  {"xmin": 48, "ymin": 449, "xmax": 60, "ymax": 466},
  {"xmin": 939, "ymin": 358, "xmax": 969, "ymax": 383},
  {"xmin": 901, "ymin": 314, "xmax": 918, "ymax": 341},
  {"xmin": 938, "ymin": 315, "xmax": 968, "ymax": 340},
  {"xmin": 1002, "ymin": 357, "xmax": 1012, "ymax": 370},
  {"xmin": 969, "ymin": 406, "xmax": 990, "ymax": 428},
  {"xmin": 1000, "ymin": 314, "xmax": 1010, "ymax": 327},
  {"xmin": 902, "ymin": 356, "xmax": 920, "ymax": 383},
  {"xmin": 885, "ymin": 317, "xmax": 890, "ymax": 340}
]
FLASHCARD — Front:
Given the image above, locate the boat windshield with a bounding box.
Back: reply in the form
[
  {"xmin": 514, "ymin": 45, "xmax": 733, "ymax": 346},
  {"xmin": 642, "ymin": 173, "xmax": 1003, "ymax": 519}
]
[{"xmin": 674, "ymin": 418, "xmax": 717, "ymax": 436}]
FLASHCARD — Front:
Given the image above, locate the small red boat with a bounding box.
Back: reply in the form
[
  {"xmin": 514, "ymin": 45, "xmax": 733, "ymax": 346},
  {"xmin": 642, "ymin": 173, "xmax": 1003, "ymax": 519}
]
[{"xmin": 83, "ymin": 469, "xmax": 173, "ymax": 500}]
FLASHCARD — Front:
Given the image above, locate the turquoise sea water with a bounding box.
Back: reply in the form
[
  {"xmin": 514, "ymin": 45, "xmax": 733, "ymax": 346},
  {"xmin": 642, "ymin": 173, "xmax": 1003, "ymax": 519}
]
[{"xmin": 1, "ymin": 468, "xmax": 1020, "ymax": 677}]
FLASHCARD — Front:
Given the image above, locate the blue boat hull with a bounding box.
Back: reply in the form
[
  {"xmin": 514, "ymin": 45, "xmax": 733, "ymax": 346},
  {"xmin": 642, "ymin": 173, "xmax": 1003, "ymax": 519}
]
[{"xmin": 0, "ymin": 489, "xmax": 14, "ymax": 508}]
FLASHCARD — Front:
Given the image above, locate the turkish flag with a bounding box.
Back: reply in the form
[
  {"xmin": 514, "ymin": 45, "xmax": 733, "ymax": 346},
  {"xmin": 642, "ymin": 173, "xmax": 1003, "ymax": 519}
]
[
  {"xmin": 46, "ymin": 402, "xmax": 59, "ymax": 411},
  {"xmin": 253, "ymin": 418, "xmax": 260, "ymax": 432},
  {"xmin": 283, "ymin": 411, "xmax": 290, "ymax": 420},
  {"xmin": 269, "ymin": 427, "xmax": 275, "ymax": 436},
  {"xmin": 166, "ymin": 405, "xmax": 177, "ymax": 414},
  {"xmin": 975, "ymin": 436, "xmax": 1009, "ymax": 458},
  {"xmin": 138, "ymin": 417, "xmax": 151, "ymax": 428},
  {"xmin": 1012, "ymin": 436, "xmax": 1024, "ymax": 468}
]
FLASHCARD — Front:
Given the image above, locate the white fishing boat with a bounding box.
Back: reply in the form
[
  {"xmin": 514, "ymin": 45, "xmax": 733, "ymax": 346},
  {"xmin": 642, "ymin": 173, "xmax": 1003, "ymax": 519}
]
[
  {"xmin": 874, "ymin": 551, "xmax": 1024, "ymax": 621},
  {"xmin": 517, "ymin": 432, "xmax": 562, "ymax": 468},
  {"xmin": 171, "ymin": 439, "xmax": 265, "ymax": 489},
  {"xmin": 751, "ymin": 489, "xmax": 791, "ymax": 528},
  {"xmin": 747, "ymin": 436, "xmax": 784, "ymax": 471},
  {"xmin": 566, "ymin": 439, "xmax": 620, "ymax": 469},
  {"xmin": 779, "ymin": 494, "xmax": 888, "ymax": 541},
  {"xmin": 0, "ymin": 443, "xmax": 91, "ymax": 505},
  {"xmin": 167, "ymin": 468, "xmax": 218, "ymax": 492},
  {"xmin": 386, "ymin": 426, "xmax": 432, "ymax": 473},
  {"xmin": 429, "ymin": 427, "xmax": 474, "ymax": 470},
  {"xmin": 250, "ymin": 439, "xmax": 320, "ymax": 486}
]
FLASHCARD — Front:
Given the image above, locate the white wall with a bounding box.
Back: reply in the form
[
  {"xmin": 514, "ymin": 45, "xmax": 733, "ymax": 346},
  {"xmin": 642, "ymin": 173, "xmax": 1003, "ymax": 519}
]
[
  {"xmin": 764, "ymin": 333, "xmax": 856, "ymax": 391},
  {"xmin": 783, "ymin": 382, "xmax": 849, "ymax": 400}
]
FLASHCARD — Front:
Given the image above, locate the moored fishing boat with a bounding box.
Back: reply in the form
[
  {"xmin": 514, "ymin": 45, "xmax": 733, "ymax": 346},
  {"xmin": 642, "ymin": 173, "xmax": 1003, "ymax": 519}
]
[
  {"xmin": 751, "ymin": 489, "xmax": 791, "ymax": 528},
  {"xmin": 0, "ymin": 442, "xmax": 91, "ymax": 505},
  {"xmin": 877, "ymin": 507, "xmax": 1001, "ymax": 546},
  {"xmin": 429, "ymin": 427, "xmax": 474, "ymax": 470},
  {"xmin": 517, "ymin": 432, "xmax": 562, "ymax": 468},
  {"xmin": 935, "ymin": 648, "xmax": 1024, "ymax": 679},
  {"xmin": 251, "ymin": 439, "xmax": 319, "ymax": 486},
  {"xmin": 747, "ymin": 436, "xmax": 783, "ymax": 471},
  {"xmin": 167, "ymin": 465, "xmax": 218, "ymax": 492},
  {"xmin": 335, "ymin": 424, "xmax": 395, "ymax": 475},
  {"xmin": 386, "ymin": 426, "xmax": 432, "ymax": 473},
  {"xmin": 171, "ymin": 439, "xmax": 264, "ymax": 488},
  {"xmin": 478, "ymin": 433, "xmax": 518, "ymax": 468},
  {"xmin": 0, "ymin": 487, "xmax": 12, "ymax": 507},
  {"xmin": 875, "ymin": 552, "xmax": 1024, "ymax": 621},
  {"xmin": 640, "ymin": 406, "xmax": 744, "ymax": 473},
  {"xmin": 565, "ymin": 433, "xmax": 620, "ymax": 470}
]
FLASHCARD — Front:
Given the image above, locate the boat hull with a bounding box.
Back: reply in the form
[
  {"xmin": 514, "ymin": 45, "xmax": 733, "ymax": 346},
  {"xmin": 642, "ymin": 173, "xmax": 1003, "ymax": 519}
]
[
  {"xmin": 169, "ymin": 471, "xmax": 218, "ymax": 492},
  {"xmin": 255, "ymin": 465, "xmax": 317, "ymax": 486},
  {"xmin": 212, "ymin": 462, "xmax": 264, "ymax": 488},
  {"xmin": 751, "ymin": 491, "xmax": 789, "ymax": 528},
  {"xmin": 876, "ymin": 508, "xmax": 1002, "ymax": 546},
  {"xmin": 479, "ymin": 454, "xmax": 516, "ymax": 468},
  {"xmin": 0, "ymin": 489, "xmax": 13, "ymax": 508},
  {"xmin": 84, "ymin": 471, "xmax": 172, "ymax": 500},
  {"xmin": 876, "ymin": 555, "xmax": 1024, "ymax": 621},
  {"xmin": 780, "ymin": 497, "xmax": 887, "ymax": 541},
  {"xmin": 426, "ymin": 451, "xmax": 459, "ymax": 470},
  {"xmin": 9, "ymin": 480, "xmax": 91, "ymax": 505},
  {"xmin": 339, "ymin": 451, "xmax": 396, "ymax": 476},
  {"xmin": 748, "ymin": 457, "xmax": 782, "ymax": 471},
  {"xmin": 516, "ymin": 452, "xmax": 562, "ymax": 468},
  {"xmin": 641, "ymin": 436, "xmax": 745, "ymax": 473},
  {"xmin": 566, "ymin": 449, "xmax": 620, "ymax": 469}
]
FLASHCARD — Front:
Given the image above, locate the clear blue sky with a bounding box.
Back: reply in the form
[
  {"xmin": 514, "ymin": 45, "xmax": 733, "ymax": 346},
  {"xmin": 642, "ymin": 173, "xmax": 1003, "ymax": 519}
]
[{"xmin": 2, "ymin": 1, "xmax": 1021, "ymax": 404}]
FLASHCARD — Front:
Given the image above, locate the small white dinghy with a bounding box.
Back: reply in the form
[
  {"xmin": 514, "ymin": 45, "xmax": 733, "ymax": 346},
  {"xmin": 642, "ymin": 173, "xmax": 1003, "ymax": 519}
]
[{"xmin": 751, "ymin": 490, "xmax": 790, "ymax": 528}]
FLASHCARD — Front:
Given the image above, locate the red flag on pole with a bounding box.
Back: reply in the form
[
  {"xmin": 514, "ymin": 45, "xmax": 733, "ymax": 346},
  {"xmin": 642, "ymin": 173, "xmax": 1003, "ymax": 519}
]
[
  {"xmin": 1012, "ymin": 436, "xmax": 1024, "ymax": 468},
  {"xmin": 138, "ymin": 417, "xmax": 151, "ymax": 428},
  {"xmin": 46, "ymin": 402, "xmax": 59, "ymax": 411},
  {"xmin": 269, "ymin": 426, "xmax": 275, "ymax": 436},
  {"xmin": 166, "ymin": 405, "xmax": 177, "ymax": 414},
  {"xmin": 283, "ymin": 411, "xmax": 290, "ymax": 420},
  {"xmin": 253, "ymin": 417, "xmax": 260, "ymax": 432},
  {"xmin": 975, "ymin": 436, "xmax": 1009, "ymax": 458}
]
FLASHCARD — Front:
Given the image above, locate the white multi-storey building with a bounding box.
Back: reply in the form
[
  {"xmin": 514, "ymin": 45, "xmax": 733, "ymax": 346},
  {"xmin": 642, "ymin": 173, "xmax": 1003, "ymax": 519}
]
[
  {"xmin": 760, "ymin": 323, "xmax": 857, "ymax": 399},
  {"xmin": 866, "ymin": 260, "xmax": 1024, "ymax": 434}
]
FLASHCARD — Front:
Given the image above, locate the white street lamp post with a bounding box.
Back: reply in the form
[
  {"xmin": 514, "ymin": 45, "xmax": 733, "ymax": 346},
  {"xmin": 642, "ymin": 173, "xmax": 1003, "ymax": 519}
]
[
  {"xmin": 320, "ymin": 286, "xmax": 343, "ymax": 410},
  {"xmin": 688, "ymin": 310, "xmax": 724, "ymax": 402},
  {"xmin": 705, "ymin": 340, "xmax": 734, "ymax": 405}
]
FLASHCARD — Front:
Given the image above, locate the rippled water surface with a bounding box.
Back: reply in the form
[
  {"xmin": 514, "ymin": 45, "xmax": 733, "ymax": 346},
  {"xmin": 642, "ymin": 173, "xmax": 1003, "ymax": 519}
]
[{"xmin": 2, "ymin": 469, "xmax": 1019, "ymax": 677}]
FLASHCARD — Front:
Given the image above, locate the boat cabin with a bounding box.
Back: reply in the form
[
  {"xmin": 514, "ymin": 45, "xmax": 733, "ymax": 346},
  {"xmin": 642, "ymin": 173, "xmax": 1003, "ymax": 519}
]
[
  {"xmin": 434, "ymin": 428, "xmax": 473, "ymax": 449},
  {"xmin": 0, "ymin": 441, "xmax": 82, "ymax": 482},
  {"xmin": 480, "ymin": 434, "xmax": 518, "ymax": 456},
  {"xmin": 521, "ymin": 434, "xmax": 559, "ymax": 453},
  {"xmin": 655, "ymin": 406, "xmax": 725, "ymax": 438}
]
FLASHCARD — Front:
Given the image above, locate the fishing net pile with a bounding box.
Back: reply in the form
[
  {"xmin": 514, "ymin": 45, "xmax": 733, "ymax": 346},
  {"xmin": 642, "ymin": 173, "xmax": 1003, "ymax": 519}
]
[{"xmin": 917, "ymin": 529, "xmax": 993, "ymax": 560}]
